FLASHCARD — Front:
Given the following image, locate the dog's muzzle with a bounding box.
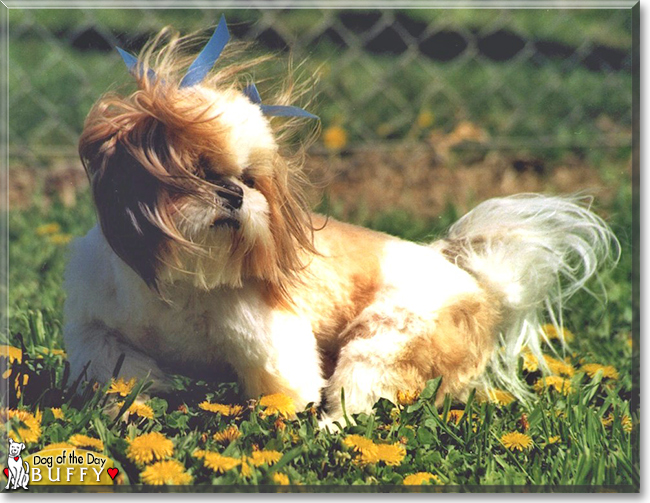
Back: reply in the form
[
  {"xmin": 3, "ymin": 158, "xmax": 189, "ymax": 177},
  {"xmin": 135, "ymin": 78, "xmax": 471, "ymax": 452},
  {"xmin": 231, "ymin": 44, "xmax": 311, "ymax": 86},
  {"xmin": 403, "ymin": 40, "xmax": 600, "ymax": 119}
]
[
  {"xmin": 211, "ymin": 178, "xmax": 243, "ymax": 229},
  {"xmin": 214, "ymin": 178, "xmax": 243, "ymax": 211}
]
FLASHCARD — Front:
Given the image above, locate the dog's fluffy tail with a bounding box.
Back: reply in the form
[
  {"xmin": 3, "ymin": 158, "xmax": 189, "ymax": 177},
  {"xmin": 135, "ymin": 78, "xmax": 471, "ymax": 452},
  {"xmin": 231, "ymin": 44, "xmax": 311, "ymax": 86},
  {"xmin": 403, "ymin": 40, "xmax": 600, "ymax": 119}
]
[{"xmin": 443, "ymin": 194, "xmax": 619, "ymax": 399}]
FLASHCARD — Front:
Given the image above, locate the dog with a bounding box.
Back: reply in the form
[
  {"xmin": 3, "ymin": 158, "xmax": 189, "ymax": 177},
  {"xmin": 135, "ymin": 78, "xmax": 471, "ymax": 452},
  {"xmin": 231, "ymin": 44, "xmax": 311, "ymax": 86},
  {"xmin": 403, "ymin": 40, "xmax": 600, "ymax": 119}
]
[
  {"xmin": 63, "ymin": 19, "xmax": 617, "ymax": 426},
  {"xmin": 6, "ymin": 439, "xmax": 29, "ymax": 490}
]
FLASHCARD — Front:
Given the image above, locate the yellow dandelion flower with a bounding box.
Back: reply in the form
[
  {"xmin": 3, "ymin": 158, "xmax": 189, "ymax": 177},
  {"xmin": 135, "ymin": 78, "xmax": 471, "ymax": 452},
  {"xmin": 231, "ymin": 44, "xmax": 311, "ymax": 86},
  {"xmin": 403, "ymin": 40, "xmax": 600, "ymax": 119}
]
[
  {"xmin": 501, "ymin": 431, "xmax": 533, "ymax": 451},
  {"xmin": 69, "ymin": 434, "xmax": 103, "ymax": 452},
  {"xmin": 621, "ymin": 415, "xmax": 633, "ymax": 433},
  {"xmin": 447, "ymin": 409, "xmax": 465, "ymax": 424},
  {"xmin": 355, "ymin": 448, "xmax": 382, "ymax": 466},
  {"xmin": 272, "ymin": 472, "xmax": 290, "ymax": 485},
  {"xmin": 1, "ymin": 345, "xmax": 23, "ymax": 364},
  {"xmin": 249, "ymin": 449, "xmax": 282, "ymax": 466},
  {"xmin": 198, "ymin": 401, "xmax": 243, "ymax": 416},
  {"xmin": 396, "ymin": 390, "xmax": 419, "ymax": 406},
  {"xmin": 416, "ymin": 110, "xmax": 434, "ymax": 129},
  {"xmin": 602, "ymin": 413, "xmax": 632, "ymax": 432},
  {"xmin": 194, "ymin": 450, "xmax": 241, "ymax": 473},
  {"xmin": 36, "ymin": 223, "xmax": 61, "ymax": 236},
  {"xmin": 547, "ymin": 436, "xmax": 561, "ymax": 444},
  {"xmin": 213, "ymin": 425, "xmax": 241, "ymax": 444},
  {"xmin": 117, "ymin": 401, "xmax": 154, "ymax": 420},
  {"xmin": 344, "ymin": 435, "xmax": 405, "ymax": 466},
  {"xmin": 480, "ymin": 388, "xmax": 516, "ymax": 406},
  {"xmin": 543, "ymin": 355, "xmax": 575, "ymax": 377},
  {"xmin": 240, "ymin": 459, "xmax": 253, "ymax": 477},
  {"xmin": 534, "ymin": 376, "xmax": 572, "ymax": 395},
  {"xmin": 601, "ymin": 414, "xmax": 614, "ymax": 427},
  {"xmin": 259, "ymin": 393, "xmax": 295, "ymax": 418},
  {"xmin": 372, "ymin": 443, "xmax": 406, "ymax": 466},
  {"xmin": 140, "ymin": 459, "xmax": 192, "ymax": 485},
  {"xmin": 106, "ymin": 378, "xmax": 136, "ymax": 397},
  {"xmin": 14, "ymin": 373, "xmax": 29, "ymax": 398},
  {"xmin": 521, "ymin": 350, "xmax": 539, "ymax": 372},
  {"xmin": 343, "ymin": 434, "xmax": 378, "ymax": 454},
  {"xmin": 351, "ymin": 453, "xmax": 376, "ymax": 466},
  {"xmin": 127, "ymin": 432, "xmax": 173, "ymax": 464},
  {"xmin": 1, "ymin": 409, "xmax": 42, "ymax": 444},
  {"xmin": 50, "ymin": 407, "xmax": 64, "ymax": 420},
  {"xmin": 403, "ymin": 472, "xmax": 440, "ymax": 485},
  {"xmin": 323, "ymin": 126, "xmax": 347, "ymax": 151},
  {"xmin": 48, "ymin": 233, "xmax": 73, "ymax": 245},
  {"xmin": 581, "ymin": 363, "xmax": 619, "ymax": 380},
  {"xmin": 541, "ymin": 324, "xmax": 574, "ymax": 342}
]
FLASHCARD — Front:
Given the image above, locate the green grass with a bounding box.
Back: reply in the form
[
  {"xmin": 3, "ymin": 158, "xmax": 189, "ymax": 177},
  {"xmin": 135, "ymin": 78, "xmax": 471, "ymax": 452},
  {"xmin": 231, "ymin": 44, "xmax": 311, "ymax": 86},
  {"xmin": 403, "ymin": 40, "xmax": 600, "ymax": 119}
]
[{"xmin": 2, "ymin": 180, "xmax": 638, "ymax": 490}]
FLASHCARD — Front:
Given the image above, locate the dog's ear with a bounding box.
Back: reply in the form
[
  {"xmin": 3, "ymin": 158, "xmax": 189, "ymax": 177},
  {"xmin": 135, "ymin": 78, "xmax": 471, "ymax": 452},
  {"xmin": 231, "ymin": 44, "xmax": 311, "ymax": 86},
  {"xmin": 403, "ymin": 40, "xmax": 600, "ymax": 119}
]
[
  {"xmin": 81, "ymin": 136, "xmax": 167, "ymax": 289},
  {"xmin": 8, "ymin": 438, "xmax": 14, "ymax": 445},
  {"xmin": 18, "ymin": 443, "xmax": 25, "ymax": 452}
]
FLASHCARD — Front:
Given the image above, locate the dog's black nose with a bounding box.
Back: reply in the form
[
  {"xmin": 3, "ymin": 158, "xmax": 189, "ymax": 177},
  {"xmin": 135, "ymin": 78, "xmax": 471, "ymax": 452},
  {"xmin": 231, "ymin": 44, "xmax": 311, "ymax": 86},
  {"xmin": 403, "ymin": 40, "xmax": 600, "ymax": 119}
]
[{"xmin": 214, "ymin": 179, "xmax": 243, "ymax": 210}]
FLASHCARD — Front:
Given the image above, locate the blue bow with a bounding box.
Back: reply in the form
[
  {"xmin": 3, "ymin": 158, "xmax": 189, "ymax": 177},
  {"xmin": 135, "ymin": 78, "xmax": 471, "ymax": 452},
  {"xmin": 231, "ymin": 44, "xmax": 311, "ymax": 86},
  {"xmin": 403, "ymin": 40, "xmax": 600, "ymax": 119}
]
[
  {"xmin": 115, "ymin": 47, "xmax": 157, "ymax": 82},
  {"xmin": 116, "ymin": 15, "xmax": 318, "ymax": 120},
  {"xmin": 242, "ymin": 83, "xmax": 319, "ymax": 120},
  {"xmin": 180, "ymin": 15, "xmax": 230, "ymax": 88}
]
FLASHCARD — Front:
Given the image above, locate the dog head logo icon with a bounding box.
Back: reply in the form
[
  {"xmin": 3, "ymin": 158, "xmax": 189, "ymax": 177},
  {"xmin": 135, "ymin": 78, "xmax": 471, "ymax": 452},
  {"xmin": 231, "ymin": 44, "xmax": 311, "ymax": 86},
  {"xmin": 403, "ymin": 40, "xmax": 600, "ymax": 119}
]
[{"xmin": 4, "ymin": 438, "xmax": 29, "ymax": 491}]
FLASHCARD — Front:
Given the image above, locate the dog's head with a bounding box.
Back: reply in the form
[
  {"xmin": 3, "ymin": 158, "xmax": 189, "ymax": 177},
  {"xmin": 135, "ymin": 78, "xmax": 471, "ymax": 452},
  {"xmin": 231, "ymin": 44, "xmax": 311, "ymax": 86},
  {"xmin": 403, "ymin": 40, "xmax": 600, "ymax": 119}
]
[
  {"xmin": 8, "ymin": 439, "xmax": 25, "ymax": 457},
  {"xmin": 79, "ymin": 26, "xmax": 318, "ymax": 305}
]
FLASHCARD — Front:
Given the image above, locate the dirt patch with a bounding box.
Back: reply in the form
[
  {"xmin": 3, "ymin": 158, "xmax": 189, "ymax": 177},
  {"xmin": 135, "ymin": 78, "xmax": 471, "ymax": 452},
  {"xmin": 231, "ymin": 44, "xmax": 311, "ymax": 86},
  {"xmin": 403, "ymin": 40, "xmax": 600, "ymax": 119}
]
[
  {"xmin": 7, "ymin": 161, "xmax": 87, "ymax": 211},
  {"xmin": 6, "ymin": 147, "xmax": 628, "ymax": 217},
  {"xmin": 305, "ymin": 146, "xmax": 628, "ymax": 219}
]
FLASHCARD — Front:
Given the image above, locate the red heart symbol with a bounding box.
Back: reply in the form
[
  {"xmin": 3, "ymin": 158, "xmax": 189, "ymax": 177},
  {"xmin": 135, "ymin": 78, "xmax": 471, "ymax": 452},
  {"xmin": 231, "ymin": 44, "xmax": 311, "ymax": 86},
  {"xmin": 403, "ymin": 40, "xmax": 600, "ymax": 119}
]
[
  {"xmin": 13, "ymin": 457, "xmax": 18, "ymax": 461},
  {"xmin": 107, "ymin": 467, "xmax": 119, "ymax": 480},
  {"xmin": 3, "ymin": 468, "xmax": 7, "ymax": 478}
]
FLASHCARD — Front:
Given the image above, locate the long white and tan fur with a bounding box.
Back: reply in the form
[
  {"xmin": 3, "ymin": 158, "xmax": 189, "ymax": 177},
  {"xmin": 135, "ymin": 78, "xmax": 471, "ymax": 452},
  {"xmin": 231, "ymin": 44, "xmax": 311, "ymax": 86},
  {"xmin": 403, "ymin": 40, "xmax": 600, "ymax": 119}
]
[{"xmin": 64, "ymin": 28, "xmax": 617, "ymax": 425}]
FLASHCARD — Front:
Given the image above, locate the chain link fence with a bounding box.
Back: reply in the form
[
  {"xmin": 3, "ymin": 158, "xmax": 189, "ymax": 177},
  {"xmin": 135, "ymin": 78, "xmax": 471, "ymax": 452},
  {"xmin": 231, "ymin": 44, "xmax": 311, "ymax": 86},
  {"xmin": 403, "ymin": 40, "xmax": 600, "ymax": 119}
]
[{"xmin": 8, "ymin": 8, "xmax": 633, "ymax": 168}]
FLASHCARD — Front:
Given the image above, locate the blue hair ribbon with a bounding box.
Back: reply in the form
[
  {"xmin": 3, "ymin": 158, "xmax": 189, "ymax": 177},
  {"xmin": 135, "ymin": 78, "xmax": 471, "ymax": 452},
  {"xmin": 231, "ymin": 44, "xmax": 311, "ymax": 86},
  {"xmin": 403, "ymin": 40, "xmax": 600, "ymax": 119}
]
[
  {"xmin": 180, "ymin": 14, "xmax": 230, "ymax": 88},
  {"xmin": 242, "ymin": 82, "xmax": 263, "ymax": 104},
  {"xmin": 116, "ymin": 15, "xmax": 318, "ymax": 120},
  {"xmin": 116, "ymin": 47, "xmax": 157, "ymax": 82},
  {"xmin": 243, "ymin": 83, "xmax": 319, "ymax": 120}
]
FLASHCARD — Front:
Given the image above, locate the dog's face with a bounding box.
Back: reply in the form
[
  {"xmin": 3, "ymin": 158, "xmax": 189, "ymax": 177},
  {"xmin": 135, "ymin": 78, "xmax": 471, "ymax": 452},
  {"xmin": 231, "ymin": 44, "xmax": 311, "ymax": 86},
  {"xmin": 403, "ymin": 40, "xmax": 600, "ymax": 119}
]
[
  {"xmin": 8, "ymin": 439, "xmax": 25, "ymax": 457},
  {"xmin": 79, "ymin": 76, "xmax": 316, "ymax": 303}
]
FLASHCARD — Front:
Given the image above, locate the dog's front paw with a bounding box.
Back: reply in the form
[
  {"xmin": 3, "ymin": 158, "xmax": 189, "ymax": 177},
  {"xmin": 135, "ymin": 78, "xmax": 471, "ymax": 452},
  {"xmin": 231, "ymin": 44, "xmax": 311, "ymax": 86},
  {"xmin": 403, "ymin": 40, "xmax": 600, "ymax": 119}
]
[{"xmin": 317, "ymin": 412, "xmax": 353, "ymax": 432}]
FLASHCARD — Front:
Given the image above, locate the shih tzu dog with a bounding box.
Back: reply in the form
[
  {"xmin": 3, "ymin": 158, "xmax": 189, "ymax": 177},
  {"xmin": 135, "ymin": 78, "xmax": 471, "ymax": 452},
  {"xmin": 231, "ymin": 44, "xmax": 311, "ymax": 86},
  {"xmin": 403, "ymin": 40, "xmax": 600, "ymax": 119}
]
[{"xmin": 64, "ymin": 17, "xmax": 617, "ymax": 425}]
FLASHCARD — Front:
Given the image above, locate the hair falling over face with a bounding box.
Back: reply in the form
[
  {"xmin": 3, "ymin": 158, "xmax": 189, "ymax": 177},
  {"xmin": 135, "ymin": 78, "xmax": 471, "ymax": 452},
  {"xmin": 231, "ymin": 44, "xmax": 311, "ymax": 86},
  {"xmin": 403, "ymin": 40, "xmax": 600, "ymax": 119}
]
[{"xmin": 78, "ymin": 26, "xmax": 321, "ymax": 306}]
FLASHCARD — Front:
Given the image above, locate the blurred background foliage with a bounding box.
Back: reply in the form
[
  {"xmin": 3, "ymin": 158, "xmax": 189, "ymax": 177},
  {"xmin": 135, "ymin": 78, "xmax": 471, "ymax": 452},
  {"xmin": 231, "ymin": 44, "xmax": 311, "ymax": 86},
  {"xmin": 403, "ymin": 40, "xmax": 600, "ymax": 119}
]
[{"xmin": 8, "ymin": 8, "xmax": 632, "ymax": 165}]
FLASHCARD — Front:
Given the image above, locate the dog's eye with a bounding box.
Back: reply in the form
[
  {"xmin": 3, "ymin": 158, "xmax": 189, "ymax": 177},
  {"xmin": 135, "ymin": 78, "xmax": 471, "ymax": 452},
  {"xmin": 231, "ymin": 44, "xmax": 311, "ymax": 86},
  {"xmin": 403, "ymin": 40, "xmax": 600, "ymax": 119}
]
[{"xmin": 241, "ymin": 174, "xmax": 255, "ymax": 188}]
